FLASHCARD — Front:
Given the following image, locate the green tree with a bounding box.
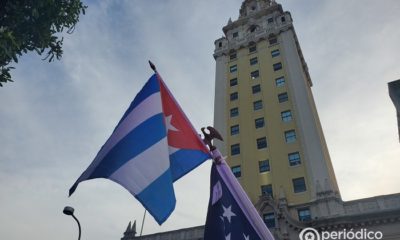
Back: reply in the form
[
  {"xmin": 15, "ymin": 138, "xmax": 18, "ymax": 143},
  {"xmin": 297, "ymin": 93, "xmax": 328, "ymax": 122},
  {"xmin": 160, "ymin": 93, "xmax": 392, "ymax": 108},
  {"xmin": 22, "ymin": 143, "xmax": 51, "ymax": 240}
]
[{"xmin": 0, "ymin": 0, "xmax": 87, "ymax": 86}]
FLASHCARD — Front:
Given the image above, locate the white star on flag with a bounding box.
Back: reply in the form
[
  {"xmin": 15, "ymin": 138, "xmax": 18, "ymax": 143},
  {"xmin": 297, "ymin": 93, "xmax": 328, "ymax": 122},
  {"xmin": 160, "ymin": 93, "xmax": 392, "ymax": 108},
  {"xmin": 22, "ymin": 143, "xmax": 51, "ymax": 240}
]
[
  {"xmin": 243, "ymin": 233, "xmax": 250, "ymax": 240},
  {"xmin": 222, "ymin": 205, "xmax": 236, "ymax": 223},
  {"xmin": 165, "ymin": 115, "xmax": 178, "ymax": 132}
]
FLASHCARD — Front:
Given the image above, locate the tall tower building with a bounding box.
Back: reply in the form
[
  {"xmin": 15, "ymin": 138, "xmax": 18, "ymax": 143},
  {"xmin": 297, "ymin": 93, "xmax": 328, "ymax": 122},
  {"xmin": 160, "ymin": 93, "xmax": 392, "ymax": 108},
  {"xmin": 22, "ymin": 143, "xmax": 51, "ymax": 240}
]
[{"xmin": 213, "ymin": 0, "xmax": 340, "ymax": 206}]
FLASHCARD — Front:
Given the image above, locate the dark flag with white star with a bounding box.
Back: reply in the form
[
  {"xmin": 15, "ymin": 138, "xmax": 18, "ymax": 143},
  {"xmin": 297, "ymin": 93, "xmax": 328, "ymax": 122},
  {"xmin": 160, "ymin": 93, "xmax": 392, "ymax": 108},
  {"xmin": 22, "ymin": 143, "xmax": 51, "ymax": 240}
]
[{"xmin": 204, "ymin": 150, "xmax": 275, "ymax": 240}]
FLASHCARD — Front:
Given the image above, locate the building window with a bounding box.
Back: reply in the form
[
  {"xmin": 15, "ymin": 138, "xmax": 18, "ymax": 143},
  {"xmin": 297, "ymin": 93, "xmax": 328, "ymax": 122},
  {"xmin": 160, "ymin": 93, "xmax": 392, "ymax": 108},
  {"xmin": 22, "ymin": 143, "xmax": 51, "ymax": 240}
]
[
  {"xmin": 230, "ymin": 92, "xmax": 238, "ymax": 101},
  {"xmin": 230, "ymin": 107, "xmax": 239, "ymax": 117},
  {"xmin": 269, "ymin": 37, "xmax": 278, "ymax": 45},
  {"xmin": 267, "ymin": 17, "xmax": 274, "ymax": 24},
  {"xmin": 218, "ymin": 42, "xmax": 222, "ymax": 48},
  {"xmin": 298, "ymin": 208, "xmax": 311, "ymax": 222},
  {"xmin": 281, "ymin": 16, "xmax": 286, "ymax": 22},
  {"xmin": 278, "ymin": 92, "xmax": 288, "ymax": 103},
  {"xmin": 261, "ymin": 184, "xmax": 273, "ymax": 197},
  {"xmin": 251, "ymin": 70, "xmax": 259, "ymax": 79},
  {"xmin": 230, "ymin": 53, "xmax": 237, "ymax": 60},
  {"xmin": 253, "ymin": 100, "xmax": 263, "ymax": 111},
  {"xmin": 275, "ymin": 76, "xmax": 285, "ymax": 87},
  {"xmin": 249, "ymin": 45, "xmax": 257, "ymax": 53},
  {"xmin": 263, "ymin": 213, "xmax": 275, "ymax": 228},
  {"xmin": 252, "ymin": 84, "xmax": 261, "ymax": 94},
  {"xmin": 231, "ymin": 165, "xmax": 241, "ymax": 178},
  {"xmin": 257, "ymin": 137, "xmax": 267, "ymax": 149},
  {"xmin": 230, "ymin": 78, "xmax": 238, "ymax": 86},
  {"xmin": 285, "ymin": 130, "xmax": 296, "ymax": 143},
  {"xmin": 281, "ymin": 110, "xmax": 292, "ymax": 122},
  {"xmin": 230, "ymin": 125, "xmax": 239, "ymax": 135},
  {"xmin": 255, "ymin": 117, "xmax": 265, "ymax": 128},
  {"xmin": 273, "ymin": 62, "xmax": 282, "ymax": 71},
  {"xmin": 259, "ymin": 160, "xmax": 270, "ymax": 173},
  {"xmin": 293, "ymin": 177, "xmax": 307, "ymax": 193},
  {"xmin": 231, "ymin": 144, "xmax": 240, "ymax": 156},
  {"xmin": 233, "ymin": 32, "xmax": 239, "ymax": 38},
  {"xmin": 288, "ymin": 152, "xmax": 301, "ymax": 166},
  {"xmin": 271, "ymin": 49, "xmax": 280, "ymax": 57},
  {"xmin": 250, "ymin": 57, "xmax": 258, "ymax": 65},
  {"xmin": 230, "ymin": 65, "xmax": 237, "ymax": 73}
]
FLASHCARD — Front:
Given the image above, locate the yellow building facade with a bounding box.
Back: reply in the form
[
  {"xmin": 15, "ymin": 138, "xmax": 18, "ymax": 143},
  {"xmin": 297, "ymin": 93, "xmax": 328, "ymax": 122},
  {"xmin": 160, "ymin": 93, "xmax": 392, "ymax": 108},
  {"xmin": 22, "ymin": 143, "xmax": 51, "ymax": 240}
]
[{"xmin": 213, "ymin": 0, "xmax": 340, "ymax": 208}]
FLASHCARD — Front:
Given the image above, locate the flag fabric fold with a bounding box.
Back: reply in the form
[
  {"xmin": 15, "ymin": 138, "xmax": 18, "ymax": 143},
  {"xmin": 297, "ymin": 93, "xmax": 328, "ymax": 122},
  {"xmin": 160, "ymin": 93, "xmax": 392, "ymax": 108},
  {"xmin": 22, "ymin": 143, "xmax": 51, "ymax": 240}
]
[
  {"xmin": 69, "ymin": 73, "xmax": 211, "ymax": 224},
  {"xmin": 204, "ymin": 150, "xmax": 275, "ymax": 240}
]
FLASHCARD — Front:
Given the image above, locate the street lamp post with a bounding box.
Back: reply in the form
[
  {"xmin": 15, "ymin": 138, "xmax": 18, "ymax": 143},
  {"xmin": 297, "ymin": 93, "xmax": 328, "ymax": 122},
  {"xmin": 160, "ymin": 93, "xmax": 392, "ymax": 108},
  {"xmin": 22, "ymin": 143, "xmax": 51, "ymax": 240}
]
[{"xmin": 63, "ymin": 206, "xmax": 81, "ymax": 240}]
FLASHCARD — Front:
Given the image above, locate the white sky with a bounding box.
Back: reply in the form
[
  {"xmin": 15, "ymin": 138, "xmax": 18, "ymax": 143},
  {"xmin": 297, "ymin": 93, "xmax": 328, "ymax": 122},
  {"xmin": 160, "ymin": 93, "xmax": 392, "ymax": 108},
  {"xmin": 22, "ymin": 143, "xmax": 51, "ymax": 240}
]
[{"xmin": 0, "ymin": 1, "xmax": 399, "ymax": 240}]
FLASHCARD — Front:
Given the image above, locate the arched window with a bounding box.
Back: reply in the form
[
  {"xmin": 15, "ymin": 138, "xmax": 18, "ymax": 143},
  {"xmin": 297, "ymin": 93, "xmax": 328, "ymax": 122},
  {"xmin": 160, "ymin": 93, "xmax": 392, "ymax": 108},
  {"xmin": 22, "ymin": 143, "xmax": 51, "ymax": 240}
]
[{"xmin": 249, "ymin": 25, "xmax": 258, "ymax": 33}]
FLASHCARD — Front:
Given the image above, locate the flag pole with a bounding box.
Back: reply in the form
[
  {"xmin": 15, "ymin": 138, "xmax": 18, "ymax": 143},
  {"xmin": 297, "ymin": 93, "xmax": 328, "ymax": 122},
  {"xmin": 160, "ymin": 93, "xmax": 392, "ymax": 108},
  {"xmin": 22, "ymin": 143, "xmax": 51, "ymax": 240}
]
[
  {"xmin": 148, "ymin": 60, "xmax": 157, "ymax": 73},
  {"xmin": 140, "ymin": 210, "xmax": 147, "ymax": 236}
]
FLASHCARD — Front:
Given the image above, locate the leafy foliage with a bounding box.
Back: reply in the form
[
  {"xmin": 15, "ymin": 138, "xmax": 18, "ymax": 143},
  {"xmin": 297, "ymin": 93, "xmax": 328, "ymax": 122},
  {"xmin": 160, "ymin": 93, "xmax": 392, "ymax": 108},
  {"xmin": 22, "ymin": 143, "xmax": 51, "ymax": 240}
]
[{"xmin": 0, "ymin": 0, "xmax": 87, "ymax": 86}]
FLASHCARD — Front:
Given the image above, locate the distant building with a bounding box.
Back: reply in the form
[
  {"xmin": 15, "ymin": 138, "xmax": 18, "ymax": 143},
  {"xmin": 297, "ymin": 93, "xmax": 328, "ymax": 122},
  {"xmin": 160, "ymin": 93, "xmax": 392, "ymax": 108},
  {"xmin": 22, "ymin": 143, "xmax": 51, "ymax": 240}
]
[
  {"xmin": 122, "ymin": 1, "xmax": 400, "ymax": 239},
  {"xmin": 389, "ymin": 79, "xmax": 400, "ymax": 141}
]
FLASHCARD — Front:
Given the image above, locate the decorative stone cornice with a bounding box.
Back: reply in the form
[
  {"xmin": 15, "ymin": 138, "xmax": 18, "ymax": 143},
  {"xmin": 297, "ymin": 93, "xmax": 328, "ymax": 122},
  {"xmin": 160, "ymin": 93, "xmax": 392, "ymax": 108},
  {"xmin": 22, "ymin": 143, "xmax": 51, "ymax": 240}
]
[
  {"xmin": 213, "ymin": 19, "xmax": 293, "ymax": 59},
  {"xmin": 224, "ymin": 4, "xmax": 283, "ymax": 34}
]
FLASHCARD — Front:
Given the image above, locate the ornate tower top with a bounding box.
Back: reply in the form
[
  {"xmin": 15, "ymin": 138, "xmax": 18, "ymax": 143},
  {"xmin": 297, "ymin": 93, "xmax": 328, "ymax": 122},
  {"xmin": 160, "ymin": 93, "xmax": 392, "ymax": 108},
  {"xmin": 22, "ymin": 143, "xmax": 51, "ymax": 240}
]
[
  {"xmin": 214, "ymin": 0, "xmax": 286, "ymax": 59},
  {"xmin": 239, "ymin": 0, "xmax": 277, "ymax": 18}
]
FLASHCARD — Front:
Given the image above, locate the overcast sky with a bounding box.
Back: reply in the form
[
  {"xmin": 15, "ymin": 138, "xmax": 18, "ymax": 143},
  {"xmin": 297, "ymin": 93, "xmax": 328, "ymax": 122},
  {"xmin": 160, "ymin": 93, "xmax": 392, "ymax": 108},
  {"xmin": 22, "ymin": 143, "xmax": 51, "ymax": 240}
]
[{"xmin": 1, "ymin": 1, "xmax": 400, "ymax": 240}]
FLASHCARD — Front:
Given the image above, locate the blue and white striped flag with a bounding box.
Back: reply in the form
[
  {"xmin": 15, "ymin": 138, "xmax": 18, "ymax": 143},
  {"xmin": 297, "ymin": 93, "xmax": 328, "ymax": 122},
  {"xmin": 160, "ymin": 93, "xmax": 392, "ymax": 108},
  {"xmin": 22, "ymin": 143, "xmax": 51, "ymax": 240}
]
[{"xmin": 69, "ymin": 73, "xmax": 211, "ymax": 224}]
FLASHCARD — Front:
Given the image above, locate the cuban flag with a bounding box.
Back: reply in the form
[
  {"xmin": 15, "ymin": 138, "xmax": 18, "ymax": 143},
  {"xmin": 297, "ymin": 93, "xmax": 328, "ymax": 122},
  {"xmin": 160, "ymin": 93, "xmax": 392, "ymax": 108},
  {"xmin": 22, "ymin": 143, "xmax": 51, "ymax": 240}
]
[
  {"xmin": 69, "ymin": 73, "xmax": 211, "ymax": 224},
  {"xmin": 204, "ymin": 150, "xmax": 275, "ymax": 240}
]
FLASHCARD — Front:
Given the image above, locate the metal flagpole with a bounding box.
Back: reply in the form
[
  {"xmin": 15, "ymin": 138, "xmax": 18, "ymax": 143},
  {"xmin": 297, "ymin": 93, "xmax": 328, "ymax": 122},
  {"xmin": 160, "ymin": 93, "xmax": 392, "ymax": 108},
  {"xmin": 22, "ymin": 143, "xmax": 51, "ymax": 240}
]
[
  {"xmin": 149, "ymin": 60, "xmax": 157, "ymax": 73},
  {"xmin": 140, "ymin": 210, "xmax": 147, "ymax": 236}
]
